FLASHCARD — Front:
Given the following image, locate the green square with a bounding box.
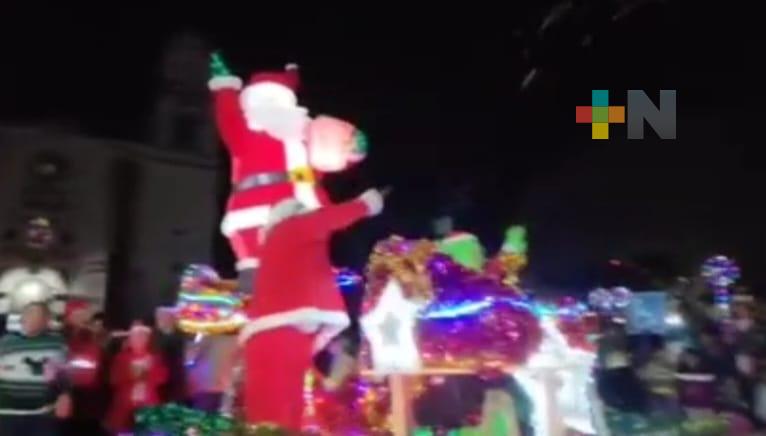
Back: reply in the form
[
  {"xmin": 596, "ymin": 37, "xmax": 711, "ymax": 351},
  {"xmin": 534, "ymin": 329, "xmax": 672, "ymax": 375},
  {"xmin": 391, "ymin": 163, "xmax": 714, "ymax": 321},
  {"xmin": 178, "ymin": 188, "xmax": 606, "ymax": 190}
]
[
  {"xmin": 592, "ymin": 106, "xmax": 609, "ymax": 122},
  {"xmin": 592, "ymin": 89, "xmax": 609, "ymax": 106}
]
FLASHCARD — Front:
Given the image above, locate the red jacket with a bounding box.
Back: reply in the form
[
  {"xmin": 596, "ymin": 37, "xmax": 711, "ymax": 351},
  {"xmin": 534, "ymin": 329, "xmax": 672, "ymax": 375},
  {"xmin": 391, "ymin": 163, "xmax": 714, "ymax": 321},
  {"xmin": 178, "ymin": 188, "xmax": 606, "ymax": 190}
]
[
  {"xmin": 67, "ymin": 329, "xmax": 103, "ymax": 389},
  {"xmin": 213, "ymin": 88, "xmax": 331, "ymax": 236},
  {"xmin": 106, "ymin": 347, "xmax": 168, "ymax": 432},
  {"xmin": 240, "ymin": 199, "xmax": 370, "ymax": 352}
]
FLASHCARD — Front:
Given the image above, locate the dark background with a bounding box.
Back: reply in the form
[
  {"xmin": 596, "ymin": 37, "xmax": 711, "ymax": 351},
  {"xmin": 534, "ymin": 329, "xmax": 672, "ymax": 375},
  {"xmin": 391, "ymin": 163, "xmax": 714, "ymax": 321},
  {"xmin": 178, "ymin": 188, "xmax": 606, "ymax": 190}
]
[{"xmin": 1, "ymin": 2, "xmax": 762, "ymax": 294}]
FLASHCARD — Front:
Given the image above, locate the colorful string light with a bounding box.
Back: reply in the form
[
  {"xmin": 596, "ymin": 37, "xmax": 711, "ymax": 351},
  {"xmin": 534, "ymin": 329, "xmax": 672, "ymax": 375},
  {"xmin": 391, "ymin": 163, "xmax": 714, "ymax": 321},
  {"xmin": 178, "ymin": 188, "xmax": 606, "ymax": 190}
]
[{"xmin": 701, "ymin": 255, "xmax": 740, "ymax": 312}]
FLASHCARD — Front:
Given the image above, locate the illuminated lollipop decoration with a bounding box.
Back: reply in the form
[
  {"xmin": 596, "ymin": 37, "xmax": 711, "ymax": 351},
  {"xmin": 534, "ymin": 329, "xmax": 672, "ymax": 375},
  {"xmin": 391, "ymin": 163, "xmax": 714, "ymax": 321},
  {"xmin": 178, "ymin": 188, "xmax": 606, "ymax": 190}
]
[
  {"xmin": 588, "ymin": 286, "xmax": 632, "ymax": 315},
  {"xmin": 701, "ymin": 255, "xmax": 740, "ymax": 314},
  {"xmin": 176, "ymin": 264, "xmax": 245, "ymax": 335}
]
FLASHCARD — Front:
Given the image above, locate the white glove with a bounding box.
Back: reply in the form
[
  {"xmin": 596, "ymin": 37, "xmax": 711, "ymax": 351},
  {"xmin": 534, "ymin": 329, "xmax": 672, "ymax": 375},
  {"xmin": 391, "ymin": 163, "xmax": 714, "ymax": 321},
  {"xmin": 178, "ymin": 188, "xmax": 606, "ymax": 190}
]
[
  {"xmin": 359, "ymin": 189, "xmax": 383, "ymax": 216},
  {"xmin": 208, "ymin": 76, "xmax": 243, "ymax": 91}
]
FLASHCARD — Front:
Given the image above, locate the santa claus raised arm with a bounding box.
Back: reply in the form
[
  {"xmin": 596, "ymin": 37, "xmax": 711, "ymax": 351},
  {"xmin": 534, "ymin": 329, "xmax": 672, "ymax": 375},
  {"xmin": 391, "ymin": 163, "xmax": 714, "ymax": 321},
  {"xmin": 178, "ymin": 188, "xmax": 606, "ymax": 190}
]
[
  {"xmin": 208, "ymin": 53, "xmax": 369, "ymax": 292},
  {"xmin": 240, "ymin": 188, "xmax": 383, "ymax": 431}
]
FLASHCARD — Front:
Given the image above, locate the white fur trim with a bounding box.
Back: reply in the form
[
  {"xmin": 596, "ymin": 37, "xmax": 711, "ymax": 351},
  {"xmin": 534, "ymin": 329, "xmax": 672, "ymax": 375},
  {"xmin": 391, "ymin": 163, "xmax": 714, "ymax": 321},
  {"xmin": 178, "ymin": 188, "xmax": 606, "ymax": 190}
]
[
  {"xmin": 236, "ymin": 258, "xmax": 260, "ymax": 271},
  {"xmin": 238, "ymin": 307, "xmax": 350, "ymax": 353},
  {"xmin": 220, "ymin": 205, "xmax": 271, "ymax": 236},
  {"xmin": 359, "ymin": 189, "xmax": 383, "ymax": 216},
  {"xmin": 240, "ymin": 83, "xmax": 297, "ymax": 109},
  {"xmin": 675, "ymin": 373, "xmax": 715, "ymax": 382},
  {"xmin": 130, "ymin": 325, "xmax": 152, "ymax": 334},
  {"xmin": 0, "ymin": 404, "xmax": 55, "ymax": 416},
  {"xmin": 209, "ymin": 76, "xmax": 243, "ymax": 91}
]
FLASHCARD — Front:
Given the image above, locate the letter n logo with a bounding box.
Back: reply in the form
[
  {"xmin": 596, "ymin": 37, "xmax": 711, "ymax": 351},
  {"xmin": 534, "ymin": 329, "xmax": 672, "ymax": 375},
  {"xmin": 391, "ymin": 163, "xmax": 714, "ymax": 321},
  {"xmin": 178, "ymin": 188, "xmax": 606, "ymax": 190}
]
[{"xmin": 627, "ymin": 90, "xmax": 677, "ymax": 139}]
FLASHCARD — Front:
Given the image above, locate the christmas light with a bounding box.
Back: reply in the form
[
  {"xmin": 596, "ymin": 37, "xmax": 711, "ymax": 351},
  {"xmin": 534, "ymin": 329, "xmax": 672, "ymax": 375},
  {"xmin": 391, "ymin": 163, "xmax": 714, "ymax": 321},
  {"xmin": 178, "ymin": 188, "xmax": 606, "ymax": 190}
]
[
  {"xmin": 517, "ymin": 319, "xmax": 597, "ymax": 436},
  {"xmin": 68, "ymin": 357, "xmax": 97, "ymax": 370}
]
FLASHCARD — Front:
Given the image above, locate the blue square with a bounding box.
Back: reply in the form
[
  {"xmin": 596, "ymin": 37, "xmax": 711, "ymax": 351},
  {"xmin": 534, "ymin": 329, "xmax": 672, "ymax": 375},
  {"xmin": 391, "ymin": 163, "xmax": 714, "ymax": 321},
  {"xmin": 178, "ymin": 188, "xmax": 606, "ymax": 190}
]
[{"xmin": 591, "ymin": 89, "xmax": 609, "ymax": 107}]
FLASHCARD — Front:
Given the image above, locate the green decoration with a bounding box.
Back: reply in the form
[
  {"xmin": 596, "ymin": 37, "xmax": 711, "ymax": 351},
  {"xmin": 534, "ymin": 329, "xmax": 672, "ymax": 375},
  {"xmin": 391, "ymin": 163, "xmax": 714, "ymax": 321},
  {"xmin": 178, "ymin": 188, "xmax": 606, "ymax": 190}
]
[
  {"xmin": 135, "ymin": 404, "xmax": 286, "ymax": 436},
  {"xmin": 211, "ymin": 51, "xmax": 233, "ymax": 77},
  {"xmin": 437, "ymin": 232, "xmax": 486, "ymax": 271},
  {"xmin": 353, "ymin": 129, "xmax": 369, "ymax": 155},
  {"xmin": 501, "ymin": 226, "xmax": 527, "ymax": 255},
  {"xmin": 605, "ymin": 407, "xmax": 682, "ymax": 435}
]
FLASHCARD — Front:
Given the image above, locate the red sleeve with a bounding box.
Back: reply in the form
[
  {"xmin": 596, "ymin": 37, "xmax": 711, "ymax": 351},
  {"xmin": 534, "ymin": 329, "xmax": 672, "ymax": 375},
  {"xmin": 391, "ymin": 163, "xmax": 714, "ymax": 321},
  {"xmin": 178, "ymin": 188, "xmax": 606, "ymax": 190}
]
[
  {"xmin": 109, "ymin": 353, "xmax": 131, "ymax": 387},
  {"xmin": 297, "ymin": 199, "xmax": 369, "ymax": 237},
  {"xmin": 213, "ymin": 89, "xmax": 247, "ymax": 152},
  {"xmin": 148, "ymin": 354, "xmax": 168, "ymax": 387}
]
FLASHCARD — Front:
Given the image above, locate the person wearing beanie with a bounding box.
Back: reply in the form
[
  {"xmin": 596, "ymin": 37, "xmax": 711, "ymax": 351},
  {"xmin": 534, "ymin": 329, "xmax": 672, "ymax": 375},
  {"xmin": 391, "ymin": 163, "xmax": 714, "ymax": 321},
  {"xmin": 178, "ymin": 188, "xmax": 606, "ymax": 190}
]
[
  {"xmin": 105, "ymin": 322, "xmax": 167, "ymax": 434},
  {"xmin": 209, "ymin": 56, "xmax": 368, "ymax": 294},
  {"xmin": 239, "ymin": 189, "xmax": 384, "ymax": 431}
]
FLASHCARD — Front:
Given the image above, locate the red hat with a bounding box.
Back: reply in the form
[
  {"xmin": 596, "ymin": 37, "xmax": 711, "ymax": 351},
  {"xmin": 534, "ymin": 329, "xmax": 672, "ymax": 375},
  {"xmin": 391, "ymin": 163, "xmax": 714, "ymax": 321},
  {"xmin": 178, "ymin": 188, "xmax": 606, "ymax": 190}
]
[
  {"xmin": 247, "ymin": 64, "xmax": 300, "ymax": 93},
  {"xmin": 65, "ymin": 299, "xmax": 90, "ymax": 320}
]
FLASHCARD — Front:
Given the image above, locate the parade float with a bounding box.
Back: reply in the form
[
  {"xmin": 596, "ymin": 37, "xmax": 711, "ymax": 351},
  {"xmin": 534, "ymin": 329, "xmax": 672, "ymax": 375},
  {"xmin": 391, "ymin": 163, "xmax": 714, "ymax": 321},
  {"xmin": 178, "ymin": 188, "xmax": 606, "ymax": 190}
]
[{"xmin": 345, "ymin": 227, "xmax": 600, "ymax": 436}]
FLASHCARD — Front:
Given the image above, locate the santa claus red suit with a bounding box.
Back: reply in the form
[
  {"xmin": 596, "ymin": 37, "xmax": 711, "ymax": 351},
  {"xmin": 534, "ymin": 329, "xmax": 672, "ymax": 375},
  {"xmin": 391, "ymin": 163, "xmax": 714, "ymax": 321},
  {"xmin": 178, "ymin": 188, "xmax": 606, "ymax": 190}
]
[
  {"xmin": 238, "ymin": 189, "xmax": 383, "ymax": 430},
  {"xmin": 209, "ymin": 63, "xmax": 367, "ymax": 278}
]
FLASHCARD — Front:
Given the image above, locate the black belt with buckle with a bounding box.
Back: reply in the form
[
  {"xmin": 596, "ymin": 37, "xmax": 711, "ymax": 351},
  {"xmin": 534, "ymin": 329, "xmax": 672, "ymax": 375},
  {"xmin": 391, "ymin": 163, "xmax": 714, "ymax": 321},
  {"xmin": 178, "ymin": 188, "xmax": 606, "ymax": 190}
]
[
  {"xmin": 234, "ymin": 168, "xmax": 316, "ymax": 192},
  {"xmin": 234, "ymin": 172, "xmax": 290, "ymax": 192}
]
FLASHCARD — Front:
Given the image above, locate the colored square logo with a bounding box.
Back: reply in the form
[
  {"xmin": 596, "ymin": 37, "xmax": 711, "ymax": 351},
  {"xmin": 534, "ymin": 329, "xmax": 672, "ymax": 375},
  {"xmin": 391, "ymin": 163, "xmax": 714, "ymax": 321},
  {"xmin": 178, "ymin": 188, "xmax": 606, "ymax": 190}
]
[
  {"xmin": 575, "ymin": 106, "xmax": 592, "ymax": 123},
  {"xmin": 592, "ymin": 123, "xmax": 609, "ymax": 139},
  {"xmin": 608, "ymin": 106, "xmax": 625, "ymax": 123},
  {"xmin": 592, "ymin": 90, "xmax": 609, "ymax": 107},
  {"xmin": 592, "ymin": 107, "xmax": 609, "ymax": 123},
  {"xmin": 577, "ymin": 90, "xmax": 627, "ymax": 139}
]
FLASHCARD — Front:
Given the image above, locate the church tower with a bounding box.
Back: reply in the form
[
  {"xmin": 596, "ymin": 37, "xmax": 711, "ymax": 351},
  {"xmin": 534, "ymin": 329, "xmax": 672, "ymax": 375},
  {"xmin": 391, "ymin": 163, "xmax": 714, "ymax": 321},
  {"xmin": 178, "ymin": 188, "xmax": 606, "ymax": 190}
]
[{"xmin": 152, "ymin": 33, "xmax": 217, "ymax": 155}]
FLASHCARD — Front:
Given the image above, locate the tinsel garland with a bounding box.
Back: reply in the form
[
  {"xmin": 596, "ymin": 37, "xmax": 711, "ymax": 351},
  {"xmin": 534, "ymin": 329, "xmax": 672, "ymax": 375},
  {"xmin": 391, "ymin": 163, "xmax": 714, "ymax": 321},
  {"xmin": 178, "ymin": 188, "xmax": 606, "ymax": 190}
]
[
  {"xmin": 365, "ymin": 236, "xmax": 437, "ymax": 308},
  {"xmin": 134, "ymin": 404, "xmax": 291, "ymax": 436},
  {"xmin": 604, "ymin": 407, "xmax": 729, "ymax": 435}
]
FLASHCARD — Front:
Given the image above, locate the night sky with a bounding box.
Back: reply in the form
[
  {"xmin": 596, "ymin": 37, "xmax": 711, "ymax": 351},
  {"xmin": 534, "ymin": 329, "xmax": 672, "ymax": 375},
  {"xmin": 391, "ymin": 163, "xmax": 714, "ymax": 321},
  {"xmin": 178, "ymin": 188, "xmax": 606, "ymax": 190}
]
[{"xmin": 1, "ymin": 3, "xmax": 763, "ymax": 293}]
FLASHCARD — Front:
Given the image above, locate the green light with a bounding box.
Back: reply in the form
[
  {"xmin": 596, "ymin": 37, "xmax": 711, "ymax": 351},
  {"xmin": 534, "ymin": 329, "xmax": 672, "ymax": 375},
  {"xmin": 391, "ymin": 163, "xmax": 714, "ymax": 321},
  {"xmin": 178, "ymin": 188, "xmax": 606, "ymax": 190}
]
[{"xmin": 179, "ymin": 293, "xmax": 239, "ymax": 306}]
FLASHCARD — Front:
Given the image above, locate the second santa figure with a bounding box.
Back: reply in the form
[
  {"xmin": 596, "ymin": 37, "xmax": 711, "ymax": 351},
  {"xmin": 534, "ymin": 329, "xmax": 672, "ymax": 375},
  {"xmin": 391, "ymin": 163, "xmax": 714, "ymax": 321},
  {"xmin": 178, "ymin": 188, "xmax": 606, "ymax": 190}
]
[{"xmin": 239, "ymin": 188, "xmax": 384, "ymax": 431}]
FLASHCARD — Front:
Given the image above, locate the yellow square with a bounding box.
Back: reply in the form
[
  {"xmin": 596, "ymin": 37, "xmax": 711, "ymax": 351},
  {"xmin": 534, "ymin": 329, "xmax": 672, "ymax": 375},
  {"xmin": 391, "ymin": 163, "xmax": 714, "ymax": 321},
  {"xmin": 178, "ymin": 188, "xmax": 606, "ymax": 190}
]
[{"xmin": 592, "ymin": 123, "xmax": 609, "ymax": 139}]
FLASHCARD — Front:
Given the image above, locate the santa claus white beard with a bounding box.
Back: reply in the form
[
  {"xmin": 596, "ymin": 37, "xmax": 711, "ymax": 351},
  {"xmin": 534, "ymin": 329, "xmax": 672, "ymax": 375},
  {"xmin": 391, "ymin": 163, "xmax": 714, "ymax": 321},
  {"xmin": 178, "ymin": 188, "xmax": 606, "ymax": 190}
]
[{"xmin": 244, "ymin": 106, "xmax": 310, "ymax": 142}]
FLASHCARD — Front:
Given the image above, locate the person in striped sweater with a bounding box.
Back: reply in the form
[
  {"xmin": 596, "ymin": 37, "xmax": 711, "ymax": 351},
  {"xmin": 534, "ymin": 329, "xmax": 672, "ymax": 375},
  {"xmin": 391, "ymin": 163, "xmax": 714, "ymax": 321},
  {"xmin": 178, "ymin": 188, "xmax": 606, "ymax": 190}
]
[{"xmin": 0, "ymin": 302, "xmax": 72, "ymax": 435}]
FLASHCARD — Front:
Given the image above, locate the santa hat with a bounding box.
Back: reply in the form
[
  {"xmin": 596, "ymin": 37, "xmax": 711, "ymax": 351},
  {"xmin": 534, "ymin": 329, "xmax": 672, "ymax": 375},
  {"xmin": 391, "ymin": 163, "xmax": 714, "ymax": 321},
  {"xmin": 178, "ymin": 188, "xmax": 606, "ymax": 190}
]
[
  {"xmin": 65, "ymin": 299, "xmax": 90, "ymax": 321},
  {"xmin": 246, "ymin": 64, "xmax": 300, "ymax": 93}
]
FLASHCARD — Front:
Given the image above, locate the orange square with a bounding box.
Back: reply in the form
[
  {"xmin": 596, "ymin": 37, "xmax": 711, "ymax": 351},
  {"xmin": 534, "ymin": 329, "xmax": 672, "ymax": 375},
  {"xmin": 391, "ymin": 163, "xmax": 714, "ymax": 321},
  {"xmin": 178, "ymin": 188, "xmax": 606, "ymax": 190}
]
[{"xmin": 608, "ymin": 106, "xmax": 625, "ymax": 123}]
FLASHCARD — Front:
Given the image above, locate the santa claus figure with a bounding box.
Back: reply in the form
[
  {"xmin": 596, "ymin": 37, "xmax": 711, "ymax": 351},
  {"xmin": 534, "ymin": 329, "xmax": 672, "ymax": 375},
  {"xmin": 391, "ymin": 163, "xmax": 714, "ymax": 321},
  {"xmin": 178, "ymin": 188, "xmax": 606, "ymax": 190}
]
[
  {"xmin": 208, "ymin": 55, "xmax": 368, "ymax": 290},
  {"xmin": 238, "ymin": 188, "xmax": 383, "ymax": 431}
]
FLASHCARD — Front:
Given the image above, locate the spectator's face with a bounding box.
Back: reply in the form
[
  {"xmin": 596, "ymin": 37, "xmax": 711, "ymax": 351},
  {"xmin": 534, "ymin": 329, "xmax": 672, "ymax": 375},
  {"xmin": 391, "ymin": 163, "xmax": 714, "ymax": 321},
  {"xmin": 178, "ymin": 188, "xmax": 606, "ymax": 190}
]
[
  {"xmin": 90, "ymin": 318, "xmax": 104, "ymax": 333},
  {"xmin": 129, "ymin": 330, "xmax": 150, "ymax": 352},
  {"xmin": 21, "ymin": 305, "xmax": 48, "ymax": 336},
  {"xmin": 68, "ymin": 307, "xmax": 91, "ymax": 328}
]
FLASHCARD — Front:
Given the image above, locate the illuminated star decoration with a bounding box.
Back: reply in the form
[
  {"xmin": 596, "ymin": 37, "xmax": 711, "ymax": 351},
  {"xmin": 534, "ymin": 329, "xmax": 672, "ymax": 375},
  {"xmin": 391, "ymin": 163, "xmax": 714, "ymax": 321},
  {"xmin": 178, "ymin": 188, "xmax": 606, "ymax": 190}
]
[
  {"xmin": 361, "ymin": 279, "xmax": 423, "ymax": 374},
  {"xmin": 380, "ymin": 312, "xmax": 401, "ymax": 346},
  {"xmin": 514, "ymin": 319, "xmax": 596, "ymax": 436}
]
